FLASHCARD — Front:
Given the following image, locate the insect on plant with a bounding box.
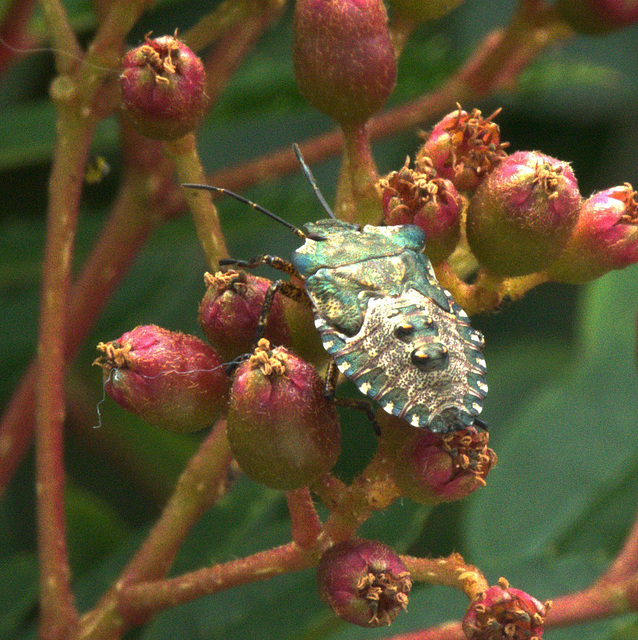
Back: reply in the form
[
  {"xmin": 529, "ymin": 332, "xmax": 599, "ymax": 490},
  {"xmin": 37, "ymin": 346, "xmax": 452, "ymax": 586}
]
[{"xmin": 184, "ymin": 145, "xmax": 488, "ymax": 433}]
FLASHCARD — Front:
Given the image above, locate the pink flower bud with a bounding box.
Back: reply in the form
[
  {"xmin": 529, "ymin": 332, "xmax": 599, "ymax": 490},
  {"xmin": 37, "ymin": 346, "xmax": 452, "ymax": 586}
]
[
  {"xmin": 293, "ymin": 0, "xmax": 397, "ymax": 127},
  {"xmin": 379, "ymin": 158, "xmax": 463, "ymax": 263},
  {"xmin": 463, "ymin": 577, "xmax": 550, "ymax": 640},
  {"xmin": 391, "ymin": 422, "xmax": 496, "ymax": 504},
  {"xmin": 226, "ymin": 339, "xmax": 341, "ymax": 490},
  {"xmin": 317, "ymin": 539, "xmax": 412, "ymax": 627},
  {"xmin": 198, "ymin": 270, "xmax": 291, "ymax": 362},
  {"xmin": 466, "ymin": 151, "xmax": 582, "ymax": 276},
  {"xmin": 94, "ymin": 325, "xmax": 229, "ymax": 432},
  {"xmin": 548, "ymin": 184, "xmax": 638, "ymax": 283},
  {"xmin": 418, "ymin": 107, "xmax": 508, "ymax": 192},
  {"xmin": 120, "ymin": 34, "xmax": 208, "ymax": 140},
  {"xmin": 556, "ymin": 0, "xmax": 638, "ymax": 34}
]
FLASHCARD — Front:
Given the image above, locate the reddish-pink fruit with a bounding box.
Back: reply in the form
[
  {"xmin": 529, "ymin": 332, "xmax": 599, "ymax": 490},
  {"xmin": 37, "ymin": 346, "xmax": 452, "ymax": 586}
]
[
  {"xmin": 380, "ymin": 158, "xmax": 463, "ymax": 263},
  {"xmin": 557, "ymin": 0, "xmax": 638, "ymax": 34},
  {"xmin": 226, "ymin": 339, "xmax": 341, "ymax": 490},
  {"xmin": 317, "ymin": 539, "xmax": 412, "ymax": 627},
  {"xmin": 463, "ymin": 577, "xmax": 550, "ymax": 640},
  {"xmin": 293, "ymin": 0, "xmax": 397, "ymax": 127},
  {"xmin": 548, "ymin": 184, "xmax": 638, "ymax": 283},
  {"xmin": 466, "ymin": 151, "xmax": 582, "ymax": 276},
  {"xmin": 418, "ymin": 107, "xmax": 508, "ymax": 193},
  {"xmin": 94, "ymin": 325, "xmax": 229, "ymax": 432},
  {"xmin": 198, "ymin": 270, "xmax": 291, "ymax": 362},
  {"xmin": 120, "ymin": 34, "xmax": 208, "ymax": 140},
  {"xmin": 391, "ymin": 422, "xmax": 496, "ymax": 504}
]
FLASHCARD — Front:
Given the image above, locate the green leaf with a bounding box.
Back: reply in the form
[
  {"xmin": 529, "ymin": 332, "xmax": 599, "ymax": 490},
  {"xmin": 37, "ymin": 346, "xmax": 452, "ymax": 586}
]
[
  {"xmin": 0, "ymin": 553, "xmax": 38, "ymax": 638},
  {"xmin": 65, "ymin": 482, "xmax": 130, "ymax": 577},
  {"xmin": 465, "ymin": 265, "xmax": 638, "ymax": 571}
]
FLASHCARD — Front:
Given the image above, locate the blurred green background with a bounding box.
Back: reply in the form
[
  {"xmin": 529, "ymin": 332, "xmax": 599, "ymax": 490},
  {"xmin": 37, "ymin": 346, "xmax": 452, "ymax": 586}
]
[{"xmin": 2, "ymin": 0, "xmax": 638, "ymax": 638}]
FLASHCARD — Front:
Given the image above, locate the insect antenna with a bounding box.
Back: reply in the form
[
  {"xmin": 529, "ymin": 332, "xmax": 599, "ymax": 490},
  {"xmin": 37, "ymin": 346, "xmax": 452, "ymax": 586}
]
[
  {"xmin": 292, "ymin": 143, "xmax": 337, "ymax": 220},
  {"xmin": 182, "ymin": 184, "xmax": 311, "ymax": 239}
]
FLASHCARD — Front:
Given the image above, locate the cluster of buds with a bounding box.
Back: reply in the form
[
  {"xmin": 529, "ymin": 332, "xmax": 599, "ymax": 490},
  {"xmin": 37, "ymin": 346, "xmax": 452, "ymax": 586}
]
[
  {"xmin": 463, "ymin": 577, "xmax": 550, "ymax": 640},
  {"xmin": 381, "ymin": 105, "xmax": 638, "ymax": 281}
]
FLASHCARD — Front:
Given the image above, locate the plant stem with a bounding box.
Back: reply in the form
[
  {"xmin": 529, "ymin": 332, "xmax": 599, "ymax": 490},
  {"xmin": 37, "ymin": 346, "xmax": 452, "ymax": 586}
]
[
  {"xmin": 0, "ymin": 0, "xmax": 38, "ymax": 76},
  {"xmin": 182, "ymin": 0, "xmax": 285, "ymax": 53},
  {"xmin": 118, "ymin": 542, "xmax": 313, "ymax": 621},
  {"xmin": 322, "ymin": 449, "xmax": 401, "ymax": 541},
  {"xmin": 36, "ymin": 107, "xmax": 94, "ymax": 640},
  {"xmin": 381, "ymin": 622, "xmax": 465, "ymax": 640},
  {"xmin": 286, "ymin": 487, "xmax": 322, "ymax": 549},
  {"xmin": 335, "ymin": 122, "xmax": 381, "ymax": 225},
  {"xmin": 166, "ymin": 133, "xmax": 228, "ymax": 268},
  {"xmin": 38, "ymin": 0, "xmax": 82, "ymax": 73},
  {"xmin": 201, "ymin": 5, "xmax": 284, "ymax": 106},
  {"xmin": 401, "ymin": 553, "xmax": 488, "ymax": 599}
]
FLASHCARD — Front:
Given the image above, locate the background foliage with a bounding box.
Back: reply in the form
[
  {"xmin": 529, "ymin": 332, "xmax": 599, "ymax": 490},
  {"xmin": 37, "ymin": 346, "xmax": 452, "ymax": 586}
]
[{"xmin": 2, "ymin": 0, "xmax": 638, "ymax": 638}]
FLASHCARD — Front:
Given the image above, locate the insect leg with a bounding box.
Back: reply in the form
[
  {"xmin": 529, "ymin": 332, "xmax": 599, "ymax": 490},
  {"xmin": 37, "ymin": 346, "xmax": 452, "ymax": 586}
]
[
  {"xmin": 324, "ymin": 360, "xmax": 340, "ymax": 400},
  {"xmin": 219, "ymin": 255, "xmax": 302, "ymax": 279},
  {"xmin": 333, "ymin": 396, "xmax": 381, "ymax": 436},
  {"xmin": 253, "ymin": 279, "xmax": 309, "ymax": 346},
  {"xmin": 324, "ymin": 361, "xmax": 381, "ymax": 435}
]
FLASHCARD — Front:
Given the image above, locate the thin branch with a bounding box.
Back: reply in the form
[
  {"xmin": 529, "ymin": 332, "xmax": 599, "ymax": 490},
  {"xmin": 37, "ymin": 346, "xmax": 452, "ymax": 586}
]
[
  {"xmin": 118, "ymin": 542, "xmax": 313, "ymax": 621},
  {"xmin": 36, "ymin": 108, "xmax": 94, "ymax": 640},
  {"xmin": 37, "ymin": 0, "xmax": 82, "ymax": 73},
  {"xmin": 286, "ymin": 487, "xmax": 323, "ymax": 549}
]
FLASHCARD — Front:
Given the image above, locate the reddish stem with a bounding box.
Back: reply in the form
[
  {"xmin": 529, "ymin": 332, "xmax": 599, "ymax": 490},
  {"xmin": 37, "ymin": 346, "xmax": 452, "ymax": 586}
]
[
  {"xmin": 547, "ymin": 574, "xmax": 638, "ymax": 627},
  {"xmin": 36, "ymin": 108, "xmax": 93, "ymax": 640},
  {"xmin": 380, "ymin": 622, "xmax": 464, "ymax": 640},
  {"xmin": 118, "ymin": 542, "xmax": 314, "ymax": 622},
  {"xmin": 201, "ymin": 7, "xmax": 284, "ymax": 106},
  {"xmin": 286, "ymin": 487, "xmax": 323, "ymax": 549}
]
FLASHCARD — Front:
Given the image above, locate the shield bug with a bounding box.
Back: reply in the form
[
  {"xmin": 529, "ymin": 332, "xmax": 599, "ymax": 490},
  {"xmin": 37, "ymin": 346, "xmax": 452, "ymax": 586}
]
[{"xmin": 184, "ymin": 146, "xmax": 487, "ymax": 433}]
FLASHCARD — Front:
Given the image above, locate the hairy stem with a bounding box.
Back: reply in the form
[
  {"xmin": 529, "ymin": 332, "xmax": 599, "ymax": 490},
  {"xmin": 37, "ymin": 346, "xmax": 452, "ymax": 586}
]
[
  {"xmin": 401, "ymin": 553, "xmax": 488, "ymax": 599},
  {"xmin": 335, "ymin": 122, "xmax": 381, "ymax": 225},
  {"xmin": 167, "ymin": 133, "xmax": 228, "ymax": 268},
  {"xmin": 36, "ymin": 107, "xmax": 94, "ymax": 640},
  {"xmin": 286, "ymin": 487, "xmax": 323, "ymax": 549},
  {"xmin": 118, "ymin": 542, "xmax": 314, "ymax": 621}
]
